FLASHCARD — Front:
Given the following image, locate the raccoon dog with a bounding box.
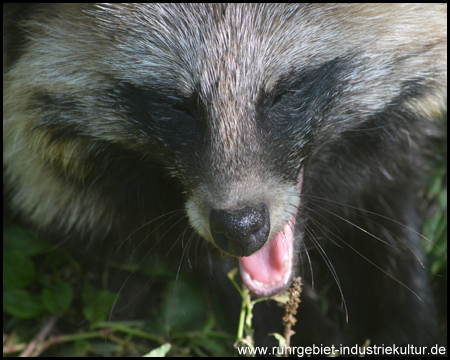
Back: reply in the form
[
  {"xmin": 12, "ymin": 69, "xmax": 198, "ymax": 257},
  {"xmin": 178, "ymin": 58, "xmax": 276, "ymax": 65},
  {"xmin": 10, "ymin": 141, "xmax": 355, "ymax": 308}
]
[{"xmin": 3, "ymin": 4, "xmax": 447, "ymax": 348}]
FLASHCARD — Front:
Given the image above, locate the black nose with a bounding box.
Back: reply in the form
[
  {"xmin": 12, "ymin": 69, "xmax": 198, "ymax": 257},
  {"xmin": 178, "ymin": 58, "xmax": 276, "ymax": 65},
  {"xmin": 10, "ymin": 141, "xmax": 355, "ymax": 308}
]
[{"xmin": 210, "ymin": 202, "xmax": 270, "ymax": 257}]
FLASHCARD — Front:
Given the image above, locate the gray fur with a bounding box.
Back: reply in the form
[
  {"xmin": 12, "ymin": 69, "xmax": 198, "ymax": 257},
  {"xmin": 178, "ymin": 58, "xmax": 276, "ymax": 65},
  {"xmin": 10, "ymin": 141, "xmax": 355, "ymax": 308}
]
[
  {"xmin": 3, "ymin": 4, "xmax": 447, "ymax": 347},
  {"xmin": 4, "ymin": 4, "xmax": 446, "ymax": 244}
]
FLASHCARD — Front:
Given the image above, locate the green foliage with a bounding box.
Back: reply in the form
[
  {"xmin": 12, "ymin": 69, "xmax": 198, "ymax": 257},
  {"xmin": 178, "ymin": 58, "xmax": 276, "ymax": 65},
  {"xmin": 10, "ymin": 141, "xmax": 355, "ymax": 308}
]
[{"xmin": 3, "ymin": 224, "xmax": 235, "ymax": 356}]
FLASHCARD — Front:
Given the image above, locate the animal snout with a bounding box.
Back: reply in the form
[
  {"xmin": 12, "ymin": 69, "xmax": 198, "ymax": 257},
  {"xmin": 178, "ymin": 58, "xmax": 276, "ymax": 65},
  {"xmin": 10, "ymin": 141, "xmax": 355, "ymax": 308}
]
[{"xmin": 210, "ymin": 202, "xmax": 270, "ymax": 257}]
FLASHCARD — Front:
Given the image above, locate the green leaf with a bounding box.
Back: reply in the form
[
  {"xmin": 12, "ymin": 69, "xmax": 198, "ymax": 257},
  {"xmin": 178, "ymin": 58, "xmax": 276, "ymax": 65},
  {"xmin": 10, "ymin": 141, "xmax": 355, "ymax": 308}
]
[
  {"xmin": 3, "ymin": 226, "xmax": 50, "ymax": 256},
  {"xmin": 3, "ymin": 250, "xmax": 36, "ymax": 289},
  {"xmin": 3, "ymin": 289, "xmax": 43, "ymax": 319},
  {"xmin": 41, "ymin": 282, "xmax": 74, "ymax": 314},
  {"xmin": 144, "ymin": 343, "xmax": 171, "ymax": 357},
  {"xmin": 82, "ymin": 285, "xmax": 118, "ymax": 324}
]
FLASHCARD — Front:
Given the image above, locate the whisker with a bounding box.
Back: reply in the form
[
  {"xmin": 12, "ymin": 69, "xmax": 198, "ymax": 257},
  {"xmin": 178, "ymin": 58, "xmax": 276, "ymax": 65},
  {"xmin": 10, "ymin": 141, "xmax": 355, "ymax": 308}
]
[
  {"xmin": 109, "ymin": 211, "xmax": 188, "ymax": 315},
  {"xmin": 300, "ymin": 198, "xmax": 424, "ymax": 300},
  {"xmin": 305, "ymin": 194, "xmax": 445, "ymax": 252}
]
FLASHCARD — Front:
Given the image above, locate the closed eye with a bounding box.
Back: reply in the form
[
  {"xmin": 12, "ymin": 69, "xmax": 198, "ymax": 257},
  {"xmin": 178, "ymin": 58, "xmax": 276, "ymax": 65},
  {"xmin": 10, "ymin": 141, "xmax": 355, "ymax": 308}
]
[
  {"xmin": 271, "ymin": 92, "xmax": 286, "ymax": 108},
  {"xmin": 172, "ymin": 102, "xmax": 196, "ymax": 118},
  {"xmin": 271, "ymin": 90, "xmax": 293, "ymax": 109}
]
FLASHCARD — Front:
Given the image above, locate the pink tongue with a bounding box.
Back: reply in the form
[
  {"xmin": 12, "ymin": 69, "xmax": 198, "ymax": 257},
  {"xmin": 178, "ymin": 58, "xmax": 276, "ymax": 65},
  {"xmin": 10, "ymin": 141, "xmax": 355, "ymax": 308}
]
[
  {"xmin": 238, "ymin": 168, "xmax": 302, "ymax": 297},
  {"xmin": 238, "ymin": 217, "xmax": 294, "ymax": 297},
  {"xmin": 240, "ymin": 232, "xmax": 286, "ymax": 284}
]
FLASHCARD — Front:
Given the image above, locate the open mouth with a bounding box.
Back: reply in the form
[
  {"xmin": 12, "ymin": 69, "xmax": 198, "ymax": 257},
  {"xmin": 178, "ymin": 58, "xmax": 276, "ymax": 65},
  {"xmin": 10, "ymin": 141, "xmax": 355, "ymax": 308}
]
[
  {"xmin": 238, "ymin": 169, "xmax": 302, "ymax": 297},
  {"xmin": 238, "ymin": 214, "xmax": 296, "ymax": 297}
]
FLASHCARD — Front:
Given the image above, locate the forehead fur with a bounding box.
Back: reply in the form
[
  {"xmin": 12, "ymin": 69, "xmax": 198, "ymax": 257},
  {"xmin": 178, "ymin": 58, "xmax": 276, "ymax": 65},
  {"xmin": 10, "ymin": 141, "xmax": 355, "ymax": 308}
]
[{"xmin": 24, "ymin": 4, "xmax": 445, "ymax": 93}]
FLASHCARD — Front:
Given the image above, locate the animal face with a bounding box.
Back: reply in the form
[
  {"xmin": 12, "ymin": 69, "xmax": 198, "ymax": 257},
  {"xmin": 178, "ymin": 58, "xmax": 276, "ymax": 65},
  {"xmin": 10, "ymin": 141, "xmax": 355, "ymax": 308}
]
[{"xmin": 3, "ymin": 4, "xmax": 446, "ymax": 346}]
